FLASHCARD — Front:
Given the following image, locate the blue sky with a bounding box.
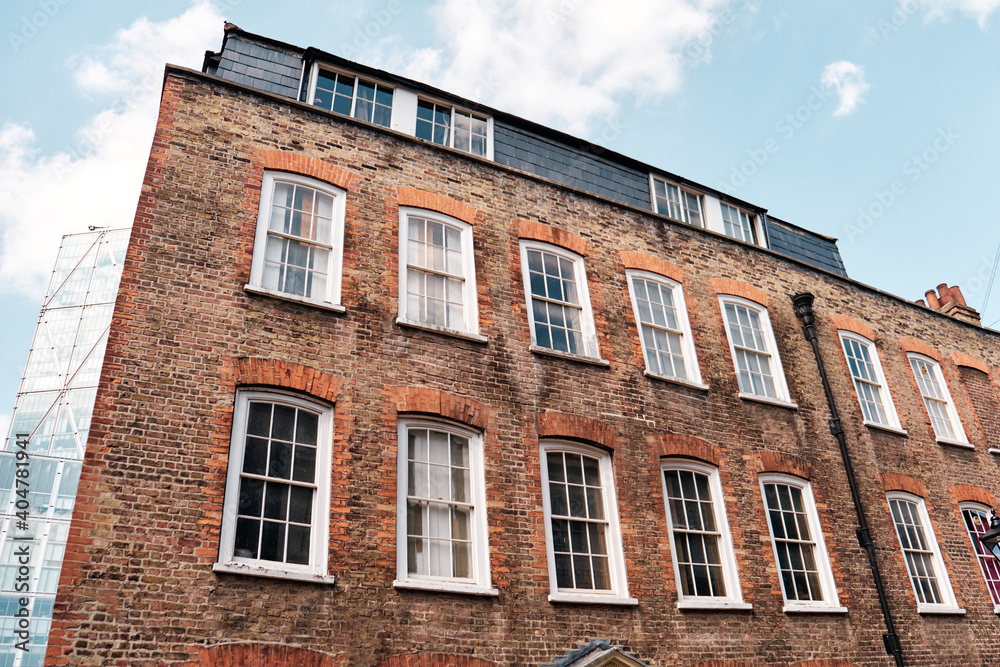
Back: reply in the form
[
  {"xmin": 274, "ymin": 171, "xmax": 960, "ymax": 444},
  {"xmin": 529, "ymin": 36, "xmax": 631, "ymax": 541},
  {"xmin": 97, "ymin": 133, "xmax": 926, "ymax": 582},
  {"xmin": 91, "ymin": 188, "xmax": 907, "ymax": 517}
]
[{"xmin": 2, "ymin": 0, "xmax": 999, "ymax": 438}]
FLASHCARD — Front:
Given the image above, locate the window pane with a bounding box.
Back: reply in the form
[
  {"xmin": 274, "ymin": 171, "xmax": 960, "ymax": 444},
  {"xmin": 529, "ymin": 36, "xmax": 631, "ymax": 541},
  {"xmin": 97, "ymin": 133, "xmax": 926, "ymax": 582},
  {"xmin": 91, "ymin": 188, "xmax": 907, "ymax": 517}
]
[{"xmin": 763, "ymin": 483, "xmax": 823, "ymax": 601}]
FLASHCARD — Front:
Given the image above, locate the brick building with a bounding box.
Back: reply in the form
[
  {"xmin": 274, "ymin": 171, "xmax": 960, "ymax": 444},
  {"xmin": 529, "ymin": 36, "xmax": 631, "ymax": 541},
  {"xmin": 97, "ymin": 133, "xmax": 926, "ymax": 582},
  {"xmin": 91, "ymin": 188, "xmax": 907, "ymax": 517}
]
[{"xmin": 45, "ymin": 25, "xmax": 1000, "ymax": 666}]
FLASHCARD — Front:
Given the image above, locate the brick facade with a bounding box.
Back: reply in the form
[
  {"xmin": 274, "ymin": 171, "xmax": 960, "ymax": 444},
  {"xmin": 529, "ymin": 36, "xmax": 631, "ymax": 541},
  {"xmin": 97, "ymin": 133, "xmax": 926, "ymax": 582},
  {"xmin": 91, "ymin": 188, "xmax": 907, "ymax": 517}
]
[{"xmin": 47, "ymin": 56, "xmax": 1000, "ymax": 667}]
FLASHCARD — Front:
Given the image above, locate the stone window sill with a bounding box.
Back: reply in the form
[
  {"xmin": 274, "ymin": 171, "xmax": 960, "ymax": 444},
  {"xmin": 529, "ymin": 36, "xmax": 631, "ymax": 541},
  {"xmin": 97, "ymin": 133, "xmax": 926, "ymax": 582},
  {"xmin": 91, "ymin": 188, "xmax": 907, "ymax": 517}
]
[
  {"xmin": 396, "ymin": 318, "xmax": 488, "ymax": 343},
  {"xmin": 244, "ymin": 284, "xmax": 346, "ymax": 313},
  {"xmin": 645, "ymin": 371, "xmax": 709, "ymax": 391},
  {"xmin": 548, "ymin": 592, "xmax": 638, "ymax": 605},
  {"xmin": 739, "ymin": 393, "xmax": 797, "ymax": 409},
  {"xmin": 393, "ymin": 579, "xmax": 498, "ymax": 596},
  {"xmin": 864, "ymin": 421, "xmax": 908, "ymax": 436},
  {"xmin": 213, "ymin": 561, "xmax": 336, "ymax": 585},
  {"xmin": 530, "ymin": 345, "xmax": 610, "ymax": 367},
  {"xmin": 678, "ymin": 599, "xmax": 752, "ymax": 611}
]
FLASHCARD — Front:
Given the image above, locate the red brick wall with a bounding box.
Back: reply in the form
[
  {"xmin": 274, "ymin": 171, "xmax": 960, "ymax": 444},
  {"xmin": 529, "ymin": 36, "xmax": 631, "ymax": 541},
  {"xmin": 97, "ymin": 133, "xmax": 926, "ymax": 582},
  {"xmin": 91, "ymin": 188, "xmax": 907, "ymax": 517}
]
[{"xmin": 47, "ymin": 68, "xmax": 1000, "ymax": 667}]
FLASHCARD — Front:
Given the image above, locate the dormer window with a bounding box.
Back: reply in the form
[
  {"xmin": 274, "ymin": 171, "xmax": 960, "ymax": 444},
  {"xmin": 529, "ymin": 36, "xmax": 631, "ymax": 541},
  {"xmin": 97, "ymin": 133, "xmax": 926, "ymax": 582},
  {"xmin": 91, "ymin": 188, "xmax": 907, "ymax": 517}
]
[
  {"xmin": 651, "ymin": 177, "xmax": 703, "ymax": 227},
  {"xmin": 416, "ymin": 100, "xmax": 490, "ymax": 157},
  {"xmin": 311, "ymin": 70, "xmax": 393, "ymax": 128},
  {"xmin": 721, "ymin": 203, "xmax": 757, "ymax": 244}
]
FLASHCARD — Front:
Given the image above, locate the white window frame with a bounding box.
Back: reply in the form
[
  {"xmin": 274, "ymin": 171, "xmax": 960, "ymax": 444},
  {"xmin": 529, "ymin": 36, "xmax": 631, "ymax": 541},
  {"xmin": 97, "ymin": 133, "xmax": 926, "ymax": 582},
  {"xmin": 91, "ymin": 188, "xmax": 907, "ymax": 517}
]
[
  {"xmin": 887, "ymin": 492, "xmax": 964, "ymax": 614},
  {"xmin": 661, "ymin": 460, "xmax": 749, "ymax": 609},
  {"xmin": 307, "ymin": 63, "xmax": 394, "ymax": 128},
  {"xmin": 393, "ymin": 419, "xmax": 494, "ymax": 595},
  {"xmin": 246, "ymin": 171, "xmax": 347, "ymax": 312},
  {"xmin": 650, "ymin": 175, "xmax": 703, "ymax": 227},
  {"xmin": 718, "ymin": 295, "xmax": 793, "ymax": 405},
  {"xmin": 907, "ymin": 353, "xmax": 969, "ymax": 446},
  {"xmin": 625, "ymin": 270, "xmax": 705, "ymax": 388},
  {"xmin": 520, "ymin": 240, "xmax": 603, "ymax": 362},
  {"xmin": 759, "ymin": 474, "xmax": 845, "ymax": 613},
  {"xmin": 959, "ymin": 502, "xmax": 1000, "ymax": 613},
  {"xmin": 539, "ymin": 441, "xmax": 635, "ymax": 605},
  {"xmin": 415, "ymin": 98, "xmax": 494, "ymax": 159},
  {"xmin": 396, "ymin": 207, "xmax": 481, "ymax": 339},
  {"xmin": 720, "ymin": 203, "xmax": 757, "ymax": 244},
  {"xmin": 838, "ymin": 332, "xmax": 904, "ymax": 433},
  {"xmin": 214, "ymin": 389, "xmax": 335, "ymax": 583}
]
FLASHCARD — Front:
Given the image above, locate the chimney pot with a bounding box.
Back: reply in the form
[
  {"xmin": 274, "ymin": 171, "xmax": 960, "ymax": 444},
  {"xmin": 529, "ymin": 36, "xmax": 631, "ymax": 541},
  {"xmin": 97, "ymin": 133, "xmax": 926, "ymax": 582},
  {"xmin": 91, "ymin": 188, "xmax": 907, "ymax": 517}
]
[
  {"xmin": 939, "ymin": 285, "xmax": 956, "ymax": 305},
  {"xmin": 916, "ymin": 299, "xmax": 926, "ymax": 307},
  {"xmin": 951, "ymin": 285, "xmax": 967, "ymax": 306},
  {"xmin": 925, "ymin": 289, "xmax": 941, "ymax": 310}
]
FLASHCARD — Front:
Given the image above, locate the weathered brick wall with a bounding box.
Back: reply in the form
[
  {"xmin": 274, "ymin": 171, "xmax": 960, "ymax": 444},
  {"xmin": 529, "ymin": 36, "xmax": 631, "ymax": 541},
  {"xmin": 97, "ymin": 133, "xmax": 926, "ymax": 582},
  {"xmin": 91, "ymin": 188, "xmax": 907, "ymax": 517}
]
[{"xmin": 47, "ymin": 69, "xmax": 1000, "ymax": 666}]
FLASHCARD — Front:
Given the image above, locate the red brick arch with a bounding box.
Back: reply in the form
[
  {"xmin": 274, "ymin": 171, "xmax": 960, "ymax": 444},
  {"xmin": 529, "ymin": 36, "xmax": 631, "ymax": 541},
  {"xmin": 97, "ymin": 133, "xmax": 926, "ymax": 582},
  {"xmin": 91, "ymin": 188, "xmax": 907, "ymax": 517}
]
[
  {"xmin": 709, "ymin": 277, "xmax": 769, "ymax": 307},
  {"xmin": 897, "ymin": 336, "xmax": 942, "ymax": 362},
  {"xmin": 649, "ymin": 433, "xmax": 719, "ymax": 466},
  {"xmin": 261, "ymin": 149, "xmax": 360, "ymax": 191},
  {"xmin": 619, "ymin": 251, "xmax": 684, "ymax": 283},
  {"xmin": 513, "ymin": 219, "xmax": 590, "ymax": 256},
  {"xmin": 753, "ymin": 451, "xmax": 812, "ymax": 479},
  {"xmin": 536, "ymin": 411, "xmax": 617, "ymax": 449},
  {"xmin": 828, "ymin": 313, "xmax": 877, "ymax": 342},
  {"xmin": 380, "ymin": 656, "xmax": 499, "ymax": 667},
  {"xmin": 232, "ymin": 357, "xmax": 343, "ymax": 403},
  {"xmin": 388, "ymin": 385, "xmax": 489, "ymax": 430},
  {"xmin": 952, "ymin": 351, "xmax": 990, "ymax": 375},
  {"xmin": 880, "ymin": 471, "xmax": 928, "ymax": 497},
  {"xmin": 790, "ymin": 661, "xmax": 859, "ymax": 667},
  {"xmin": 949, "ymin": 484, "xmax": 996, "ymax": 507},
  {"xmin": 199, "ymin": 643, "xmax": 343, "ymax": 666},
  {"xmin": 691, "ymin": 661, "xmax": 753, "ymax": 667},
  {"xmin": 396, "ymin": 186, "xmax": 479, "ymax": 224}
]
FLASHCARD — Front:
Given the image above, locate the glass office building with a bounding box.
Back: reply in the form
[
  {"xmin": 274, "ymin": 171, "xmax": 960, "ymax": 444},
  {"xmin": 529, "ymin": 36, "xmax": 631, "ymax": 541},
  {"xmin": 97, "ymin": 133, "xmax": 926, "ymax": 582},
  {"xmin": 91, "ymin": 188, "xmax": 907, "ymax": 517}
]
[{"xmin": 0, "ymin": 229, "xmax": 128, "ymax": 666}]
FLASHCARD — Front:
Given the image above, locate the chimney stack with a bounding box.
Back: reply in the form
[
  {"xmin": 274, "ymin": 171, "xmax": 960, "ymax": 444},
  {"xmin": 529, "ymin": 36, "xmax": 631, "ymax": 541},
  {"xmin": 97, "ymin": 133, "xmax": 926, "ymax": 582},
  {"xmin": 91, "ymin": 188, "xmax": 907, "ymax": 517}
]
[{"xmin": 917, "ymin": 284, "xmax": 980, "ymax": 325}]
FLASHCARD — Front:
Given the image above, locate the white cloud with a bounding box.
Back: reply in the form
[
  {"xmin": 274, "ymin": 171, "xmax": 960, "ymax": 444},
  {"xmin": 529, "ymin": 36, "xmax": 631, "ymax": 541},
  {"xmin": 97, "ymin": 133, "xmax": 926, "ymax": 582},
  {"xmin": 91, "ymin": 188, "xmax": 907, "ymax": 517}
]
[
  {"xmin": 385, "ymin": 0, "xmax": 733, "ymax": 137},
  {"xmin": 0, "ymin": 2, "xmax": 223, "ymax": 300},
  {"xmin": 916, "ymin": 0, "xmax": 1000, "ymax": 27},
  {"xmin": 821, "ymin": 60, "xmax": 870, "ymax": 117}
]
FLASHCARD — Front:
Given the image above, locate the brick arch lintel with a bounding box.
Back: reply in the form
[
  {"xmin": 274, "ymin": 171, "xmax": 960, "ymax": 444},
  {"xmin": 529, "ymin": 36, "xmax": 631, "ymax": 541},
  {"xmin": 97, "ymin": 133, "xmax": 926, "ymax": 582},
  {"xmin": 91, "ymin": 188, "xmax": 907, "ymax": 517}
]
[
  {"xmin": 649, "ymin": 433, "xmax": 719, "ymax": 466},
  {"xmin": 790, "ymin": 661, "xmax": 860, "ymax": 667},
  {"xmin": 536, "ymin": 411, "xmax": 617, "ymax": 450},
  {"xmin": 199, "ymin": 642, "xmax": 343, "ymax": 667},
  {"xmin": 388, "ymin": 386, "xmax": 489, "ymax": 430},
  {"xmin": 396, "ymin": 187, "xmax": 479, "ymax": 225},
  {"xmin": 897, "ymin": 336, "xmax": 942, "ymax": 362},
  {"xmin": 880, "ymin": 471, "xmax": 928, "ymax": 498},
  {"xmin": 513, "ymin": 219, "xmax": 590, "ymax": 256},
  {"xmin": 261, "ymin": 149, "xmax": 360, "ymax": 192},
  {"xmin": 619, "ymin": 251, "xmax": 684, "ymax": 283},
  {"xmin": 709, "ymin": 277, "xmax": 769, "ymax": 307},
  {"xmin": 691, "ymin": 661, "xmax": 754, "ymax": 667},
  {"xmin": 949, "ymin": 484, "xmax": 997, "ymax": 508},
  {"xmin": 828, "ymin": 313, "xmax": 877, "ymax": 342},
  {"xmin": 753, "ymin": 451, "xmax": 812, "ymax": 480},
  {"xmin": 380, "ymin": 655, "xmax": 499, "ymax": 667},
  {"xmin": 952, "ymin": 351, "xmax": 991, "ymax": 375},
  {"xmin": 232, "ymin": 357, "xmax": 343, "ymax": 404}
]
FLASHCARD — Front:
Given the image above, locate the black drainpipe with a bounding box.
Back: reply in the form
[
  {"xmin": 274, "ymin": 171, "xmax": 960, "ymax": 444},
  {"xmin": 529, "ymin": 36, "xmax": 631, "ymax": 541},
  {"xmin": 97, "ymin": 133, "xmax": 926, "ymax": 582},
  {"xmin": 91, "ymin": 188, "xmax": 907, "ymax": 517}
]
[{"xmin": 791, "ymin": 293, "xmax": 904, "ymax": 667}]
